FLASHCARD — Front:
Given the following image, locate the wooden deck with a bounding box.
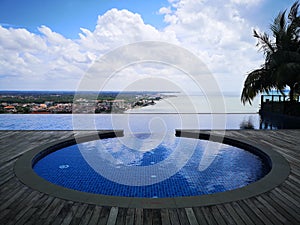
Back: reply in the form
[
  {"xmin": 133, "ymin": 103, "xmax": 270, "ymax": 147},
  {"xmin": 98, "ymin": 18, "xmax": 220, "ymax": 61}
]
[{"xmin": 0, "ymin": 130, "xmax": 300, "ymax": 225}]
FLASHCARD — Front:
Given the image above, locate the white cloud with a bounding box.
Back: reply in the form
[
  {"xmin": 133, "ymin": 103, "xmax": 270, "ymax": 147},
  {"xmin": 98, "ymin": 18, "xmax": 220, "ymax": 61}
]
[
  {"xmin": 0, "ymin": 3, "xmax": 265, "ymax": 93},
  {"xmin": 230, "ymin": 0, "xmax": 262, "ymax": 6},
  {"xmin": 0, "ymin": 9, "xmax": 179, "ymax": 90},
  {"xmin": 0, "ymin": 26, "xmax": 88, "ymax": 79},
  {"xmin": 79, "ymin": 8, "xmax": 178, "ymax": 52},
  {"xmin": 159, "ymin": 7, "xmax": 172, "ymax": 15},
  {"xmin": 159, "ymin": 0, "xmax": 264, "ymax": 92}
]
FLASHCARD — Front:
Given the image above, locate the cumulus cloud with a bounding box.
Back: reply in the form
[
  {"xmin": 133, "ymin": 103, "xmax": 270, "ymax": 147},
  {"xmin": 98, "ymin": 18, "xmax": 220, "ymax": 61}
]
[
  {"xmin": 0, "ymin": 2, "xmax": 265, "ymax": 92},
  {"xmin": 230, "ymin": 0, "xmax": 262, "ymax": 6},
  {"xmin": 0, "ymin": 9, "xmax": 178, "ymax": 90},
  {"xmin": 0, "ymin": 25, "xmax": 89, "ymax": 87},
  {"xmin": 159, "ymin": 0, "xmax": 264, "ymax": 92},
  {"xmin": 159, "ymin": 7, "xmax": 172, "ymax": 15},
  {"xmin": 79, "ymin": 8, "xmax": 178, "ymax": 53}
]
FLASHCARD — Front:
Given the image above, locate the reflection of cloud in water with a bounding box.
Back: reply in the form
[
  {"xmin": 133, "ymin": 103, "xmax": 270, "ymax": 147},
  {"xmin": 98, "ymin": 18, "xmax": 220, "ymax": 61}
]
[{"xmin": 78, "ymin": 134, "xmax": 198, "ymax": 186}]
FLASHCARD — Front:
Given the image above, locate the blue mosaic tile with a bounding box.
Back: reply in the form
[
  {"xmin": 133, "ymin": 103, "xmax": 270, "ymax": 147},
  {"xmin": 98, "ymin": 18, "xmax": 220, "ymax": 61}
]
[{"xmin": 33, "ymin": 134, "xmax": 269, "ymax": 198}]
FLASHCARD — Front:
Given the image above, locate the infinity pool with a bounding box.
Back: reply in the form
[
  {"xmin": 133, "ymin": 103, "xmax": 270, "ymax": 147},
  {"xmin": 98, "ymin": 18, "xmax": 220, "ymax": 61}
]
[{"xmin": 33, "ymin": 134, "xmax": 270, "ymax": 198}]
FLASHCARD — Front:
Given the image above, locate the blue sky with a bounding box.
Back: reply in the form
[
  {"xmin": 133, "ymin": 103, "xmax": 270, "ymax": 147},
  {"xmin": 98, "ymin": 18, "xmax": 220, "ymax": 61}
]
[
  {"xmin": 0, "ymin": 0, "xmax": 296, "ymax": 93},
  {"xmin": 0, "ymin": 0, "xmax": 169, "ymax": 38}
]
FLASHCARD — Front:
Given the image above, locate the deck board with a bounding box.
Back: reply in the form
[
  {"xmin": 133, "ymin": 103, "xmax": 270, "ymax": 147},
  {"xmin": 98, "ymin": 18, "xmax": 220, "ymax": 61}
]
[
  {"xmin": 124, "ymin": 208, "xmax": 134, "ymax": 225},
  {"xmin": 167, "ymin": 208, "xmax": 180, "ymax": 225},
  {"xmin": 237, "ymin": 200, "xmax": 262, "ymax": 225},
  {"xmin": 192, "ymin": 207, "xmax": 209, "ymax": 225},
  {"xmin": 160, "ymin": 209, "xmax": 171, "ymax": 225},
  {"xmin": 0, "ymin": 130, "xmax": 300, "ymax": 224}
]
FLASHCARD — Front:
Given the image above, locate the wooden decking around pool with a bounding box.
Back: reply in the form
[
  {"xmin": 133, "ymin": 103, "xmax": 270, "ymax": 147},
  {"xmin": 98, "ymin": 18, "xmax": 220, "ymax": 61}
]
[{"xmin": 0, "ymin": 130, "xmax": 300, "ymax": 225}]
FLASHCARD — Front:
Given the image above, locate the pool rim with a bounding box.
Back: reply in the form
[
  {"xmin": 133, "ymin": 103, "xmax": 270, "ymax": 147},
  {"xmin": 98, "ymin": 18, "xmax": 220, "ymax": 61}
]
[{"xmin": 14, "ymin": 130, "xmax": 290, "ymax": 209}]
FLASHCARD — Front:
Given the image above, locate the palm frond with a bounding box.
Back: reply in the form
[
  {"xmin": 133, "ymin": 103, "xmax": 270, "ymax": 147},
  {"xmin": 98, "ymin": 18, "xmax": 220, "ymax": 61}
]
[
  {"xmin": 287, "ymin": 1, "xmax": 300, "ymax": 43},
  {"xmin": 271, "ymin": 11, "xmax": 288, "ymax": 50},
  {"xmin": 241, "ymin": 1, "xmax": 300, "ymax": 105},
  {"xmin": 271, "ymin": 11, "xmax": 287, "ymax": 34},
  {"xmin": 253, "ymin": 29, "xmax": 275, "ymax": 54},
  {"xmin": 288, "ymin": 1, "xmax": 300, "ymax": 22},
  {"xmin": 241, "ymin": 68, "xmax": 275, "ymax": 105}
]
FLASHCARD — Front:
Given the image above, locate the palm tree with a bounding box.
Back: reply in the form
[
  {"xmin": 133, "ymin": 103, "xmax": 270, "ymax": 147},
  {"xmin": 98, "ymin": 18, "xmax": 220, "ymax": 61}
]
[{"xmin": 241, "ymin": 1, "xmax": 300, "ymax": 105}]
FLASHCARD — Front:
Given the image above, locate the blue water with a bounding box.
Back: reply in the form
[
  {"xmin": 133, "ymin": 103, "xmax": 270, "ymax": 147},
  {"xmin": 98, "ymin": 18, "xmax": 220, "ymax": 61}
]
[
  {"xmin": 33, "ymin": 134, "xmax": 269, "ymax": 198},
  {"xmin": 0, "ymin": 113, "xmax": 260, "ymax": 130}
]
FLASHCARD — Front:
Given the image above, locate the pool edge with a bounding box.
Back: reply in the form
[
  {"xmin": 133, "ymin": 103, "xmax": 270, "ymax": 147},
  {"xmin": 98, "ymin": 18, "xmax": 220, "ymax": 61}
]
[{"xmin": 14, "ymin": 130, "xmax": 290, "ymax": 209}]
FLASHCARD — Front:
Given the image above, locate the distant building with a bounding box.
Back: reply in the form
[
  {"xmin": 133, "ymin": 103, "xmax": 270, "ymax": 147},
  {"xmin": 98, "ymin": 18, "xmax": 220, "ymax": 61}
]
[
  {"xmin": 39, "ymin": 104, "xmax": 47, "ymax": 108},
  {"xmin": 45, "ymin": 101, "xmax": 53, "ymax": 107},
  {"xmin": 4, "ymin": 105, "xmax": 16, "ymax": 113}
]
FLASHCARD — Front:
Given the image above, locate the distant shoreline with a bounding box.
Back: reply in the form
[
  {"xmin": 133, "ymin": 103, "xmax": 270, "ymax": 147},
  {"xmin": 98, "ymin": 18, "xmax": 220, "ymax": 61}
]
[{"xmin": 0, "ymin": 90, "xmax": 174, "ymax": 114}]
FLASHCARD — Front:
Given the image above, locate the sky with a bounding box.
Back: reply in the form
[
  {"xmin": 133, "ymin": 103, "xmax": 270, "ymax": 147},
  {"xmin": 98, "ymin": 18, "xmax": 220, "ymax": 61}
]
[{"xmin": 0, "ymin": 0, "xmax": 296, "ymax": 94}]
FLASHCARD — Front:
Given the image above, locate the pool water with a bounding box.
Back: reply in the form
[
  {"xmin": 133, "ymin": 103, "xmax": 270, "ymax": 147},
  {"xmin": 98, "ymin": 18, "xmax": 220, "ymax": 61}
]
[{"xmin": 33, "ymin": 134, "xmax": 269, "ymax": 198}]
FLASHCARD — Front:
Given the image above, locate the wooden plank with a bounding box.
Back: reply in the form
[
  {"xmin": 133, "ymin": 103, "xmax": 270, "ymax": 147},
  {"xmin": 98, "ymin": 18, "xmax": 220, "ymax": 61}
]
[
  {"xmin": 134, "ymin": 208, "xmax": 143, "ymax": 225},
  {"xmin": 209, "ymin": 205, "xmax": 227, "ymax": 225},
  {"xmin": 24, "ymin": 195, "xmax": 55, "ymax": 225},
  {"xmin": 0, "ymin": 164, "xmax": 14, "ymax": 177},
  {"xmin": 20, "ymin": 196, "xmax": 50, "ymax": 224},
  {"xmin": 291, "ymin": 167, "xmax": 300, "ymax": 178},
  {"xmin": 243, "ymin": 198, "xmax": 273, "ymax": 225},
  {"xmin": 52, "ymin": 201, "xmax": 75, "ymax": 225},
  {"xmin": 40, "ymin": 199, "xmax": 66, "ymax": 225},
  {"xmin": 176, "ymin": 208, "xmax": 190, "ymax": 225},
  {"xmin": 160, "ymin": 209, "xmax": 171, "ymax": 225},
  {"xmin": 185, "ymin": 208, "xmax": 199, "ymax": 225},
  {"xmin": 0, "ymin": 185, "xmax": 29, "ymax": 211},
  {"xmin": 262, "ymin": 194, "xmax": 298, "ymax": 225},
  {"xmin": 268, "ymin": 191, "xmax": 300, "ymax": 223},
  {"xmin": 289, "ymin": 174, "xmax": 300, "ymax": 186},
  {"xmin": 124, "ymin": 208, "xmax": 134, "ymax": 225},
  {"xmin": 230, "ymin": 201, "xmax": 255, "ymax": 225},
  {"xmin": 0, "ymin": 209, "xmax": 10, "ymax": 221},
  {"xmin": 251, "ymin": 197, "xmax": 283, "ymax": 225},
  {"xmin": 115, "ymin": 207, "xmax": 128, "ymax": 225},
  {"xmin": 0, "ymin": 173, "xmax": 15, "ymax": 188},
  {"xmin": 256, "ymin": 196, "xmax": 288, "ymax": 225},
  {"xmin": 273, "ymin": 187, "xmax": 300, "ymax": 208},
  {"xmin": 98, "ymin": 206, "xmax": 111, "ymax": 225},
  {"xmin": 152, "ymin": 209, "xmax": 162, "ymax": 225},
  {"xmin": 6, "ymin": 191, "xmax": 44, "ymax": 225},
  {"xmin": 106, "ymin": 207, "xmax": 118, "ymax": 225},
  {"xmin": 237, "ymin": 200, "xmax": 263, "ymax": 225},
  {"xmin": 143, "ymin": 209, "xmax": 153, "ymax": 225},
  {"xmin": 201, "ymin": 207, "xmax": 218, "ymax": 225},
  {"xmin": 69, "ymin": 203, "xmax": 89, "ymax": 225},
  {"xmin": 0, "ymin": 177, "xmax": 21, "ymax": 195},
  {"xmin": 168, "ymin": 209, "xmax": 180, "ymax": 225},
  {"xmin": 0, "ymin": 186, "xmax": 25, "ymax": 207},
  {"xmin": 15, "ymin": 208, "xmax": 38, "ymax": 225},
  {"xmin": 0, "ymin": 178, "xmax": 26, "ymax": 200},
  {"xmin": 0, "ymin": 156, "xmax": 17, "ymax": 167},
  {"xmin": 1, "ymin": 188, "xmax": 32, "ymax": 222},
  {"xmin": 60, "ymin": 202, "xmax": 80, "ymax": 225},
  {"xmin": 192, "ymin": 207, "xmax": 209, "ymax": 225},
  {"xmin": 78, "ymin": 204, "xmax": 95, "ymax": 225},
  {"xmin": 283, "ymin": 180, "xmax": 300, "ymax": 199},
  {"xmin": 88, "ymin": 205, "xmax": 102, "ymax": 225}
]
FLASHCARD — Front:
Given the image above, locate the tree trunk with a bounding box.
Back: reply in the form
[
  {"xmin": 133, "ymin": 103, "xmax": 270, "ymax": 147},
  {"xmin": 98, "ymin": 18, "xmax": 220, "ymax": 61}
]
[{"xmin": 289, "ymin": 85, "xmax": 295, "ymax": 102}]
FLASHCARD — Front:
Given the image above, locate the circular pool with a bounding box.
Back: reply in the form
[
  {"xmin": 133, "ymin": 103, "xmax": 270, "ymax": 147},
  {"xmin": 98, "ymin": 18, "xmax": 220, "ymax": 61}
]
[
  {"xmin": 33, "ymin": 133, "xmax": 269, "ymax": 198},
  {"xmin": 15, "ymin": 131, "xmax": 290, "ymax": 208}
]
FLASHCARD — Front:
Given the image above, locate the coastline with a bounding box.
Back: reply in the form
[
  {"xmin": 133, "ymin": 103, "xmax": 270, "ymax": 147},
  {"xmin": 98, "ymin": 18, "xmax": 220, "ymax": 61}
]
[{"xmin": 125, "ymin": 95, "xmax": 260, "ymax": 114}]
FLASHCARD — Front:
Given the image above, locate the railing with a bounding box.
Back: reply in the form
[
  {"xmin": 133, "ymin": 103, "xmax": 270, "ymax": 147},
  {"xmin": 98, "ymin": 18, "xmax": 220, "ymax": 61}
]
[
  {"xmin": 261, "ymin": 95, "xmax": 300, "ymax": 103},
  {"xmin": 260, "ymin": 95, "xmax": 300, "ymax": 116}
]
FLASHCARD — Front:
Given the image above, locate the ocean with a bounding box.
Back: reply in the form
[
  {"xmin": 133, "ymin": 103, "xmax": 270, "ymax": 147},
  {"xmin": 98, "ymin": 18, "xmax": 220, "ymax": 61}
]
[{"xmin": 127, "ymin": 94, "xmax": 260, "ymax": 113}]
